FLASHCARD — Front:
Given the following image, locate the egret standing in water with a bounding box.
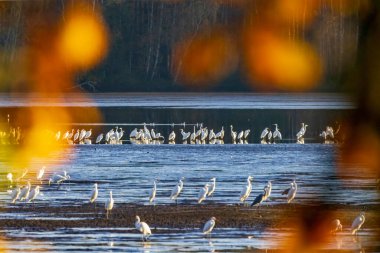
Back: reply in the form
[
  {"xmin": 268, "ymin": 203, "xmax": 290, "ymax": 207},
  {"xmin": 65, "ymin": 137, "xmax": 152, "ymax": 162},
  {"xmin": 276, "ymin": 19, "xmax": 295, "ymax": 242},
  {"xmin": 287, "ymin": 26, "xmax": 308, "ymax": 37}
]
[
  {"xmin": 19, "ymin": 181, "xmax": 31, "ymax": 201},
  {"xmin": 135, "ymin": 215, "xmax": 152, "ymax": 241},
  {"xmin": 96, "ymin": 133, "xmax": 103, "ymax": 144},
  {"xmin": 149, "ymin": 179, "xmax": 158, "ymax": 204},
  {"xmin": 282, "ymin": 180, "xmax": 297, "ymax": 203},
  {"xmin": 170, "ymin": 177, "xmax": 184, "ymax": 204},
  {"xmin": 273, "ymin": 124, "xmax": 282, "ymax": 142},
  {"xmin": 230, "ymin": 125, "xmax": 237, "ymax": 142},
  {"xmin": 351, "ymin": 212, "xmax": 365, "ymax": 235},
  {"xmin": 240, "ymin": 176, "xmax": 253, "ymax": 205},
  {"xmin": 6, "ymin": 173, "xmax": 13, "ymax": 187},
  {"xmin": 263, "ymin": 180, "xmax": 272, "ymax": 201},
  {"xmin": 203, "ymin": 217, "xmax": 216, "ymax": 237},
  {"xmin": 37, "ymin": 166, "xmax": 45, "ymax": 184},
  {"xmin": 105, "ymin": 191, "xmax": 114, "ymax": 219},
  {"xmin": 198, "ymin": 184, "xmax": 209, "ymax": 204},
  {"xmin": 90, "ymin": 183, "xmax": 98, "ymax": 207},
  {"xmin": 207, "ymin": 178, "xmax": 216, "ymax": 197},
  {"xmin": 10, "ymin": 187, "xmax": 20, "ymax": 203},
  {"xmin": 28, "ymin": 186, "xmax": 40, "ymax": 203},
  {"xmin": 168, "ymin": 131, "xmax": 176, "ymax": 142}
]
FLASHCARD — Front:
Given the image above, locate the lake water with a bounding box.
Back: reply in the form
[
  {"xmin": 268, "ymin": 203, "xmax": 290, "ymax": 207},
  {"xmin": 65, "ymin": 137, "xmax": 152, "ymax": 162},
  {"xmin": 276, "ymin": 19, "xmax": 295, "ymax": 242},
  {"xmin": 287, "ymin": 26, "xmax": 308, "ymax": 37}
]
[{"xmin": 0, "ymin": 93, "xmax": 378, "ymax": 252}]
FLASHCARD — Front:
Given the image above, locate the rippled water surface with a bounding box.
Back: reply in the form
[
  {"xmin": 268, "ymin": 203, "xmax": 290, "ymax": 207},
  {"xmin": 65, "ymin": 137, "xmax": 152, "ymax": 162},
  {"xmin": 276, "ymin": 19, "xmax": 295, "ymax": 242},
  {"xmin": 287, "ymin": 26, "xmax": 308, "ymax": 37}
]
[{"xmin": 0, "ymin": 144, "xmax": 378, "ymax": 252}]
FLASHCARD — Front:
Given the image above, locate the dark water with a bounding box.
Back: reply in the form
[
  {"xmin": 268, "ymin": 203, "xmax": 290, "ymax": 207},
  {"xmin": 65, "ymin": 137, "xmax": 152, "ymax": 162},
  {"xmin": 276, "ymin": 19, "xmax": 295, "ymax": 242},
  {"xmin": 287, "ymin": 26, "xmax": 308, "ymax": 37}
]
[{"xmin": 1, "ymin": 93, "xmax": 378, "ymax": 252}]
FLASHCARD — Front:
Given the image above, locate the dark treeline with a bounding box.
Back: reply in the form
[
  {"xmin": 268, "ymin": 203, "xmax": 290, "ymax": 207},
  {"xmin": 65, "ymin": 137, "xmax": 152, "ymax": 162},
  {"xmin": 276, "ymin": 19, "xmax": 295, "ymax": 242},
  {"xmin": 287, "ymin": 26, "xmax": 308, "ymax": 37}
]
[{"xmin": 0, "ymin": 0, "xmax": 361, "ymax": 92}]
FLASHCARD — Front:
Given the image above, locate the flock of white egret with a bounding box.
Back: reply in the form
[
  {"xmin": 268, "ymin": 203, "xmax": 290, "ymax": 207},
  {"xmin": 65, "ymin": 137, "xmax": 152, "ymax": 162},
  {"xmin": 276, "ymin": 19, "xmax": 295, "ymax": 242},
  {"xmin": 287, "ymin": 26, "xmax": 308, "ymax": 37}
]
[
  {"xmin": 52, "ymin": 122, "xmax": 341, "ymax": 145},
  {"xmin": 4, "ymin": 169, "xmax": 365, "ymax": 240}
]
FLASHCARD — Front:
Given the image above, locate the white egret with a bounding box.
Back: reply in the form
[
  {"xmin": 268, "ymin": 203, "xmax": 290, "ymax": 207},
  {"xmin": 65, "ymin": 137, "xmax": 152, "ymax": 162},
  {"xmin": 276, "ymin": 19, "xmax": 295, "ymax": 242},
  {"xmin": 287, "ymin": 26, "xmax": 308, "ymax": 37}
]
[
  {"xmin": 19, "ymin": 181, "xmax": 31, "ymax": 201},
  {"xmin": 28, "ymin": 186, "xmax": 40, "ymax": 203},
  {"xmin": 273, "ymin": 124, "xmax": 282, "ymax": 141},
  {"xmin": 198, "ymin": 184, "xmax": 209, "ymax": 204},
  {"xmin": 168, "ymin": 131, "xmax": 176, "ymax": 142},
  {"xmin": 130, "ymin": 128, "xmax": 138, "ymax": 139},
  {"xmin": 326, "ymin": 126, "xmax": 334, "ymax": 139},
  {"xmin": 90, "ymin": 183, "xmax": 98, "ymax": 205},
  {"xmin": 230, "ymin": 125, "xmax": 237, "ymax": 142},
  {"xmin": 215, "ymin": 127, "xmax": 224, "ymax": 139},
  {"xmin": 105, "ymin": 191, "xmax": 114, "ymax": 219},
  {"xmin": 85, "ymin": 129, "xmax": 92, "ymax": 139},
  {"xmin": 282, "ymin": 180, "xmax": 297, "ymax": 203},
  {"xmin": 135, "ymin": 215, "xmax": 152, "ymax": 241},
  {"xmin": 96, "ymin": 133, "xmax": 103, "ymax": 144},
  {"xmin": 67, "ymin": 129, "xmax": 74, "ymax": 140},
  {"xmin": 79, "ymin": 129, "xmax": 87, "ymax": 141},
  {"xmin": 244, "ymin": 129, "xmax": 250, "ymax": 139},
  {"xmin": 149, "ymin": 180, "xmax": 157, "ymax": 204},
  {"xmin": 240, "ymin": 176, "xmax": 253, "ymax": 204},
  {"xmin": 296, "ymin": 123, "xmax": 308, "ymax": 140},
  {"xmin": 203, "ymin": 217, "xmax": 216, "ymax": 236},
  {"xmin": 56, "ymin": 171, "xmax": 71, "ymax": 184},
  {"xmin": 207, "ymin": 178, "xmax": 216, "ymax": 197},
  {"xmin": 150, "ymin": 129, "xmax": 157, "ymax": 139},
  {"xmin": 37, "ymin": 166, "xmax": 45, "ymax": 183},
  {"xmin": 6, "ymin": 172, "xmax": 12, "ymax": 186},
  {"xmin": 260, "ymin": 128, "xmax": 269, "ymax": 140},
  {"xmin": 62, "ymin": 130, "xmax": 70, "ymax": 140},
  {"xmin": 209, "ymin": 129, "xmax": 216, "ymax": 140},
  {"xmin": 237, "ymin": 130, "xmax": 244, "ymax": 140},
  {"xmin": 190, "ymin": 126, "xmax": 196, "ymax": 142},
  {"xmin": 195, "ymin": 126, "xmax": 202, "ymax": 139},
  {"xmin": 201, "ymin": 128, "xmax": 208, "ymax": 141},
  {"xmin": 180, "ymin": 129, "xmax": 191, "ymax": 141},
  {"xmin": 10, "ymin": 187, "xmax": 20, "ymax": 203},
  {"xmin": 351, "ymin": 212, "xmax": 365, "ymax": 235},
  {"xmin": 331, "ymin": 219, "xmax": 343, "ymax": 234},
  {"xmin": 73, "ymin": 129, "xmax": 80, "ymax": 142},
  {"xmin": 170, "ymin": 177, "xmax": 184, "ymax": 204}
]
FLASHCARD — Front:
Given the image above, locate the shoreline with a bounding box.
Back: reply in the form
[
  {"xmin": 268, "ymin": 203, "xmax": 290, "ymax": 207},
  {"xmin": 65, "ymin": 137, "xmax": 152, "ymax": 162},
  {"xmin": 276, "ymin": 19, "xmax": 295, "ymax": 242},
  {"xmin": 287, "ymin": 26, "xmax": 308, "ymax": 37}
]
[{"xmin": 0, "ymin": 203, "xmax": 378, "ymax": 232}]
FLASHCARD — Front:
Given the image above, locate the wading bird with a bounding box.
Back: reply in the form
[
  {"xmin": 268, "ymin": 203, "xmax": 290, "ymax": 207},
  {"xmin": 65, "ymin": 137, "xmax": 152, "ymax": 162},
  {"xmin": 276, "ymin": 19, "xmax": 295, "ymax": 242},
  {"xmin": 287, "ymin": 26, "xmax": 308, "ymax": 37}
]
[
  {"xmin": 90, "ymin": 183, "xmax": 98, "ymax": 206},
  {"xmin": 28, "ymin": 185, "xmax": 40, "ymax": 203},
  {"xmin": 273, "ymin": 124, "xmax": 282, "ymax": 142},
  {"xmin": 37, "ymin": 166, "xmax": 45, "ymax": 183},
  {"xmin": 351, "ymin": 212, "xmax": 365, "ymax": 235},
  {"xmin": 198, "ymin": 184, "xmax": 209, "ymax": 204},
  {"xmin": 135, "ymin": 215, "xmax": 152, "ymax": 241},
  {"xmin": 6, "ymin": 172, "xmax": 12, "ymax": 186},
  {"xmin": 203, "ymin": 217, "xmax": 216, "ymax": 237},
  {"xmin": 230, "ymin": 125, "xmax": 237, "ymax": 142},
  {"xmin": 170, "ymin": 177, "xmax": 184, "ymax": 204},
  {"xmin": 251, "ymin": 187, "xmax": 269, "ymax": 208},
  {"xmin": 207, "ymin": 178, "xmax": 216, "ymax": 197},
  {"xmin": 244, "ymin": 129, "xmax": 250, "ymax": 140},
  {"xmin": 96, "ymin": 134, "xmax": 103, "ymax": 144},
  {"xmin": 105, "ymin": 191, "xmax": 114, "ymax": 219},
  {"xmin": 19, "ymin": 181, "xmax": 31, "ymax": 201},
  {"xmin": 168, "ymin": 131, "xmax": 176, "ymax": 142},
  {"xmin": 240, "ymin": 176, "xmax": 253, "ymax": 205},
  {"xmin": 282, "ymin": 180, "xmax": 297, "ymax": 203},
  {"xmin": 10, "ymin": 187, "xmax": 20, "ymax": 203},
  {"xmin": 149, "ymin": 180, "xmax": 157, "ymax": 204}
]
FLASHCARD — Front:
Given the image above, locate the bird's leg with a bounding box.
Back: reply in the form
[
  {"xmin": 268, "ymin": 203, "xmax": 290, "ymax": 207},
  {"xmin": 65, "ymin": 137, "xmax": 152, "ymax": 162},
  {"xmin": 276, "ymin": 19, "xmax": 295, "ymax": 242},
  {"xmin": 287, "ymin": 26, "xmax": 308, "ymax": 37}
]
[{"xmin": 106, "ymin": 210, "xmax": 109, "ymax": 219}]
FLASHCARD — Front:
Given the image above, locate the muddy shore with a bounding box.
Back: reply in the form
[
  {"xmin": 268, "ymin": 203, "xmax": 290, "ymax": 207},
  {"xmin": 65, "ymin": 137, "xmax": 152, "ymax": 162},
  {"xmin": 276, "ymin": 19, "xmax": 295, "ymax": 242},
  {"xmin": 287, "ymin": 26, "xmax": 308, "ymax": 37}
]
[{"xmin": 0, "ymin": 203, "xmax": 378, "ymax": 232}]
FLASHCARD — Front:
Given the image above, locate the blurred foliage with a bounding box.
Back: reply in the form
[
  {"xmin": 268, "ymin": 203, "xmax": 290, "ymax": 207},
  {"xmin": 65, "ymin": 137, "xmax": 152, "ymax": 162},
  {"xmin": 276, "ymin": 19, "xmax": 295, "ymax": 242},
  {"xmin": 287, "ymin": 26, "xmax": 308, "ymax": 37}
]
[{"xmin": 0, "ymin": 0, "xmax": 365, "ymax": 92}]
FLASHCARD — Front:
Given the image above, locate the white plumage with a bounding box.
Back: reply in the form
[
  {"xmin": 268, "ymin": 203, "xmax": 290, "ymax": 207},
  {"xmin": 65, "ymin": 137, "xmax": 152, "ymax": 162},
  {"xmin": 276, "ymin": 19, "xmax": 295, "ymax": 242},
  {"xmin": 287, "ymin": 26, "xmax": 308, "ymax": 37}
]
[
  {"xmin": 203, "ymin": 217, "xmax": 216, "ymax": 235},
  {"xmin": 207, "ymin": 178, "xmax": 216, "ymax": 197},
  {"xmin": 331, "ymin": 219, "xmax": 343, "ymax": 234},
  {"xmin": 90, "ymin": 183, "xmax": 98, "ymax": 203},
  {"xmin": 10, "ymin": 187, "xmax": 20, "ymax": 203},
  {"xmin": 37, "ymin": 166, "xmax": 45, "ymax": 181},
  {"xmin": 197, "ymin": 184, "xmax": 209, "ymax": 204},
  {"xmin": 287, "ymin": 181, "xmax": 297, "ymax": 203},
  {"xmin": 135, "ymin": 215, "xmax": 152, "ymax": 241},
  {"xmin": 149, "ymin": 180, "xmax": 157, "ymax": 203},
  {"xmin": 240, "ymin": 176, "xmax": 253, "ymax": 203},
  {"xmin": 170, "ymin": 178, "xmax": 184, "ymax": 202},
  {"xmin": 168, "ymin": 131, "xmax": 176, "ymax": 142},
  {"xmin": 105, "ymin": 191, "xmax": 114, "ymax": 219},
  {"xmin": 351, "ymin": 212, "xmax": 365, "ymax": 235},
  {"xmin": 19, "ymin": 181, "xmax": 31, "ymax": 201},
  {"xmin": 28, "ymin": 186, "xmax": 40, "ymax": 202}
]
